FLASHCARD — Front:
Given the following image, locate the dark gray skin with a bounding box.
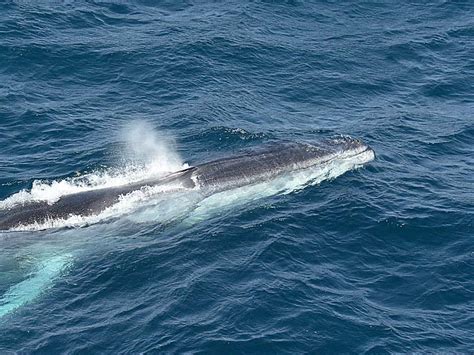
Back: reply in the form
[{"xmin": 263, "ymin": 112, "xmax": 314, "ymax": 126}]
[{"xmin": 0, "ymin": 137, "xmax": 373, "ymax": 231}]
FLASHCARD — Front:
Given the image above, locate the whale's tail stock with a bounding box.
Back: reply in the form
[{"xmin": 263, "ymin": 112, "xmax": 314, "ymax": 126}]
[
  {"xmin": 0, "ymin": 253, "xmax": 73, "ymax": 319},
  {"xmin": 0, "ymin": 251, "xmax": 73, "ymax": 319}
]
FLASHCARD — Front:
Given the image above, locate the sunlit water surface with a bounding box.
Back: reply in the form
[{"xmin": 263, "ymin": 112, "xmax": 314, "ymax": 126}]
[{"xmin": 0, "ymin": 1, "xmax": 473, "ymax": 353}]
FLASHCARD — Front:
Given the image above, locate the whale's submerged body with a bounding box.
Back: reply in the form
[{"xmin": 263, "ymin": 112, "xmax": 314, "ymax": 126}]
[{"xmin": 0, "ymin": 137, "xmax": 375, "ymax": 231}]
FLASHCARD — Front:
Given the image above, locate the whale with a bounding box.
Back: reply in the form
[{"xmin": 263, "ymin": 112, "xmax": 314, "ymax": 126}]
[
  {"xmin": 0, "ymin": 136, "xmax": 375, "ymax": 231},
  {"xmin": 0, "ymin": 136, "xmax": 374, "ymax": 318}
]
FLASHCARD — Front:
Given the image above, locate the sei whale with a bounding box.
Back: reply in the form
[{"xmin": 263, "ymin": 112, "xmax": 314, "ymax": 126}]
[
  {"xmin": 0, "ymin": 136, "xmax": 374, "ymax": 319},
  {"xmin": 0, "ymin": 136, "xmax": 375, "ymax": 231}
]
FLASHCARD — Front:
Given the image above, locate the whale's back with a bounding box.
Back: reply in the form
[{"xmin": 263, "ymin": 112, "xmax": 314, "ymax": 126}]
[{"xmin": 193, "ymin": 142, "xmax": 334, "ymax": 192}]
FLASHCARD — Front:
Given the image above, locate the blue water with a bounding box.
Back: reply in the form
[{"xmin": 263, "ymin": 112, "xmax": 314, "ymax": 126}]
[{"xmin": 0, "ymin": 1, "xmax": 473, "ymax": 353}]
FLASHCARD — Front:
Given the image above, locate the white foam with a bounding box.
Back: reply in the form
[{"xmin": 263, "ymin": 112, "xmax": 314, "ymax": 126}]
[
  {"xmin": 8, "ymin": 182, "xmax": 190, "ymax": 232},
  {"xmin": 0, "ymin": 163, "xmax": 190, "ymax": 210},
  {"xmin": 0, "ymin": 121, "xmax": 188, "ymax": 209}
]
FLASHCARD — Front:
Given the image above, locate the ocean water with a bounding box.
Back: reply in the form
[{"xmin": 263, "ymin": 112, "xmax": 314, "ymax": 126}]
[{"xmin": 0, "ymin": 0, "xmax": 473, "ymax": 353}]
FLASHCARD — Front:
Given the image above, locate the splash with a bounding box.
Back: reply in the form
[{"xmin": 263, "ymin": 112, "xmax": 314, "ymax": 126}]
[
  {"xmin": 0, "ymin": 121, "xmax": 188, "ymax": 210},
  {"xmin": 121, "ymin": 120, "xmax": 185, "ymax": 175}
]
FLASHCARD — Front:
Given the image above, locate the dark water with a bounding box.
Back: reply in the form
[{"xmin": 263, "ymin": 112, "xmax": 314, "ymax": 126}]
[{"xmin": 0, "ymin": 1, "xmax": 473, "ymax": 353}]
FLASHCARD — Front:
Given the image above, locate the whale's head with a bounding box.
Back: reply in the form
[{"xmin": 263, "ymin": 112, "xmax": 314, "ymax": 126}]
[
  {"xmin": 328, "ymin": 136, "xmax": 374, "ymax": 158},
  {"xmin": 303, "ymin": 136, "xmax": 375, "ymax": 168}
]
